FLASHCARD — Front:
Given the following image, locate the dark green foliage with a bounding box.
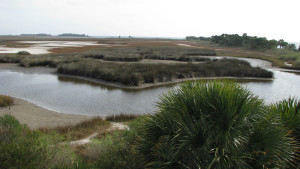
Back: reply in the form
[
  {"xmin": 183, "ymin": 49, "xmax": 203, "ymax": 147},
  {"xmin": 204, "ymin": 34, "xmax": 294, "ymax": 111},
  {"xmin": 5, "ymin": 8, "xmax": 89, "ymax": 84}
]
[
  {"xmin": 186, "ymin": 36, "xmax": 211, "ymax": 41},
  {"xmin": 57, "ymin": 59, "xmax": 273, "ymax": 86},
  {"xmin": 270, "ymin": 98, "xmax": 300, "ymax": 168},
  {"xmin": 135, "ymin": 81, "xmax": 296, "ymax": 168},
  {"xmin": 17, "ymin": 51, "xmax": 31, "ymax": 55},
  {"xmin": 270, "ymin": 98, "xmax": 300, "ymax": 140},
  {"xmin": 211, "ymin": 34, "xmax": 279, "ymax": 50}
]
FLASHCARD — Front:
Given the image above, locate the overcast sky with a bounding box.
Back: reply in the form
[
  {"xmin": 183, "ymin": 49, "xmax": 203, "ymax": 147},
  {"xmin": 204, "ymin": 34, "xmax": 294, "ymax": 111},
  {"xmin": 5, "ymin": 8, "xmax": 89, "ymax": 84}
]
[{"xmin": 0, "ymin": 0, "xmax": 299, "ymax": 41}]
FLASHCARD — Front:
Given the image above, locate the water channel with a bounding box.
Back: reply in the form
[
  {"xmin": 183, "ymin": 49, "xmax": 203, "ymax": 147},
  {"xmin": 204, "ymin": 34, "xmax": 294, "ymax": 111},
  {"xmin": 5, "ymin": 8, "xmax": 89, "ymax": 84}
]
[{"xmin": 0, "ymin": 57, "xmax": 299, "ymax": 116}]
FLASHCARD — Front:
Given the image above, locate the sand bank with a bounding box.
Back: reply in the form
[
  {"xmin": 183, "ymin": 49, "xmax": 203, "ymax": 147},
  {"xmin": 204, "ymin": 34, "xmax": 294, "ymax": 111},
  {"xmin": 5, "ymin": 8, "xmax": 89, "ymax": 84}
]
[{"xmin": 0, "ymin": 97, "xmax": 91, "ymax": 130}]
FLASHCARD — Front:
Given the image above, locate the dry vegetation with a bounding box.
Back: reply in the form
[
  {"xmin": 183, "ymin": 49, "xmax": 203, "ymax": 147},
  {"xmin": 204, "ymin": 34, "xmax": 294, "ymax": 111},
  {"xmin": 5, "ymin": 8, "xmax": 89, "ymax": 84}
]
[
  {"xmin": 39, "ymin": 117, "xmax": 110, "ymax": 141},
  {"xmin": 0, "ymin": 95, "xmax": 14, "ymax": 107}
]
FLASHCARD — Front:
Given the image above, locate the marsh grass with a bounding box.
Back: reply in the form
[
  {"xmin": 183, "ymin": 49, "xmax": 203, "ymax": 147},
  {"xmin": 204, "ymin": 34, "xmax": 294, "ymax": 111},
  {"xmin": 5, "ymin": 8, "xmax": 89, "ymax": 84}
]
[
  {"xmin": 0, "ymin": 55, "xmax": 24, "ymax": 63},
  {"xmin": 39, "ymin": 117, "xmax": 110, "ymax": 141},
  {"xmin": 19, "ymin": 55, "xmax": 79, "ymax": 68},
  {"xmin": 106, "ymin": 114, "xmax": 139, "ymax": 122},
  {"xmin": 0, "ymin": 95, "xmax": 14, "ymax": 107},
  {"xmin": 58, "ymin": 58, "xmax": 273, "ymax": 86}
]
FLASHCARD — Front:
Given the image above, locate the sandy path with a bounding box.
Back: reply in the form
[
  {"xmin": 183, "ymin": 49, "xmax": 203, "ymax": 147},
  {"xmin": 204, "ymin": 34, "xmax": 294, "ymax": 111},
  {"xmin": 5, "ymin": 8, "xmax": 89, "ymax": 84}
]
[
  {"xmin": 70, "ymin": 122, "xmax": 129, "ymax": 146},
  {"xmin": 0, "ymin": 98, "xmax": 92, "ymax": 130}
]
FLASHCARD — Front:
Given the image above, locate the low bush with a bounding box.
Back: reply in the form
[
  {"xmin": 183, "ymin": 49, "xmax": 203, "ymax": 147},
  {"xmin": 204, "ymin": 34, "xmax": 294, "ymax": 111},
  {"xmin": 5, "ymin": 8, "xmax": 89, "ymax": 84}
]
[
  {"xmin": 0, "ymin": 95, "xmax": 13, "ymax": 107},
  {"xmin": 17, "ymin": 51, "xmax": 31, "ymax": 55},
  {"xmin": 0, "ymin": 115, "xmax": 77, "ymax": 168},
  {"xmin": 84, "ymin": 130, "xmax": 143, "ymax": 169}
]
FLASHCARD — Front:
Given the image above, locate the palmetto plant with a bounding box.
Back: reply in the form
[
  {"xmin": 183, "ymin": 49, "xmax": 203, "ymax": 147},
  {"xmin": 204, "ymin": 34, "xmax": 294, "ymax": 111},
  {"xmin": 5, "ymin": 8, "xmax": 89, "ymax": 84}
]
[
  {"xmin": 136, "ymin": 81, "xmax": 296, "ymax": 169},
  {"xmin": 270, "ymin": 98, "xmax": 300, "ymax": 168},
  {"xmin": 270, "ymin": 98, "xmax": 300, "ymax": 140}
]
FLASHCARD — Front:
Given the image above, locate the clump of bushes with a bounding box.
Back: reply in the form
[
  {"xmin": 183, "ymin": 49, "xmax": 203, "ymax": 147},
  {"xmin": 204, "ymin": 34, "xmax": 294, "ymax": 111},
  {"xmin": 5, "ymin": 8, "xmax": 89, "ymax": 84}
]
[
  {"xmin": 0, "ymin": 95, "xmax": 13, "ymax": 107},
  {"xmin": 57, "ymin": 59, "xmax": 273, "ymax": 86},
  {"xmin": 134, "ymin": 81, "xmax": 297, "ymax": 168},
  {"xmin": 84, "ymin": 128, "xmax": 143, "ymax": 169},
  {"xmin": 0, "ymin": 115, "xmax": 77, "ymax": 168},
  {"xmin": 17, "ymin": 51, "xmax": 31, "ymax": 55}
]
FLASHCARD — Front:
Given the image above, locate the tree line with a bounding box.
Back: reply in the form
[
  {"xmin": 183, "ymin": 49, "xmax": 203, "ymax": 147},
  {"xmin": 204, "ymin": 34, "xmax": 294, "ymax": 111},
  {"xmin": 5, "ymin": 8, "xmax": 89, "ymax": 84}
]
[{"xmin": 187, "ymin": 33, "xmax": 298, "ymax": 51}]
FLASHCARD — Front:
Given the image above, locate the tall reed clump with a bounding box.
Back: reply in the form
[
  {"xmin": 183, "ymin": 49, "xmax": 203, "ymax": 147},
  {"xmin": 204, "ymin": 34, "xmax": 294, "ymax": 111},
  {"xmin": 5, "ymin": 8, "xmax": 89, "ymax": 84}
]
[
  {"xmin": 0, "ymin": 115, "xmax": 77, "ymax": 168},
  {"xmin": 0, "ymin": 95, "xmax": 14, "ymax": 107},
  {"xmin": 135, "ymin": 81, "xmax": 297, "ymax": 168}
]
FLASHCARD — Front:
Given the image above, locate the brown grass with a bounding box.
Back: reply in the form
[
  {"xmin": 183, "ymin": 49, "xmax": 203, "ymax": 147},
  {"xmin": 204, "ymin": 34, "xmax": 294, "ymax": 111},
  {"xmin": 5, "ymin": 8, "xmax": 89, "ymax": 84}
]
[
  {"xmin": 0, "ymin": 95, "xmax": 14, "ymax": 107},
  {"xmin": 38, "ymin": 117, "xmax": 110, "ymax": 141},
  {"xmin": 105, "ymin": 114, "xmax": 138, "ymax": 122}
]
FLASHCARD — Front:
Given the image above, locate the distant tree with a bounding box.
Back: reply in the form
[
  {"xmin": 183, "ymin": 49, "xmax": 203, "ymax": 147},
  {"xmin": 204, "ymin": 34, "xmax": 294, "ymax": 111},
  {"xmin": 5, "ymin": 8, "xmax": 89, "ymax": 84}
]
[
  {"xmin": 298, "ymin": 45, "xmax": 300, "ymax": 51},
  {"xmin": 287, "ymin": 43, "xmax": 296, "ymax": 50},
  {"xmin": 278, "ymin": 39, "xmax": 288, "ymax": 48},
  {"xmin": 186, "ymin": 36, "xmax": 211, "ymax": 41}
]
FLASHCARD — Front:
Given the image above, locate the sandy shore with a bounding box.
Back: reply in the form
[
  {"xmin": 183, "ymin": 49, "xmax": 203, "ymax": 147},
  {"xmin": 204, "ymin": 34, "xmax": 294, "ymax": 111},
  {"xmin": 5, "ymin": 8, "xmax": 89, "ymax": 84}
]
[{"xmin": 0, "ymin": 97, "xmax": 92, "ymax": 130}]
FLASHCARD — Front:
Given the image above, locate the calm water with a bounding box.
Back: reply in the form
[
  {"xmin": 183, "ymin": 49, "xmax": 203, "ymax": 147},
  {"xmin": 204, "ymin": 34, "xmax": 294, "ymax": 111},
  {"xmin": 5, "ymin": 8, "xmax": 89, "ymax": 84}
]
[{"xmin": 0, "ymin": 57, "xmax": 300, "ymax": 116}]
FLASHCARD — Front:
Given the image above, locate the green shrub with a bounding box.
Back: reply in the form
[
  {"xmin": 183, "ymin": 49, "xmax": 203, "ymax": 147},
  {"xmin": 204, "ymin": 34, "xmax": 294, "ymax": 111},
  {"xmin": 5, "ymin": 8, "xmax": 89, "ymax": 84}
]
[
  {"xmin": 270, "ymin": 98, "xmax": 300, "ymax": 138},
  {"xmin": 0, "ymin": 95, "xmax": 14, "ymax": 107},
  {"xmin": 17, "ymin": 51, "xmax": 31, "ymax": 55},
  {"xmin": 85, "ymin": 130, "xmax": 143, "ymax": 169},
  {"xmin": 270, "ymin": 98, "xmax": 300, "ymax": 168},
  {"xmin": 135, "ymin": 81, "xmax": 296, "ymax": 168},
  {"xmin": 0, "ymin": 115, "xmax": 76, "ymax": 169}
]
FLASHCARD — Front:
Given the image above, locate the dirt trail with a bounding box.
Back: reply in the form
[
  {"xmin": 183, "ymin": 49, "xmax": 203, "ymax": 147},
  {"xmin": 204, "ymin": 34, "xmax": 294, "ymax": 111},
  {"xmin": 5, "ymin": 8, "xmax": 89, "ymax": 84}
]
[{"xmin": 69, "ymin": 122, "xmax": 129, "ymax": 146}]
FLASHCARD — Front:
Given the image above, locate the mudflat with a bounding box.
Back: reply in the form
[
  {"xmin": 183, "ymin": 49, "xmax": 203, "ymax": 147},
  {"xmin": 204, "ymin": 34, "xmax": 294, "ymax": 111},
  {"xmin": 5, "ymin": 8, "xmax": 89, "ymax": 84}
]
[{"xmin": 0, "ymin": 97, "xmax": 92, "ymax": 130}]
